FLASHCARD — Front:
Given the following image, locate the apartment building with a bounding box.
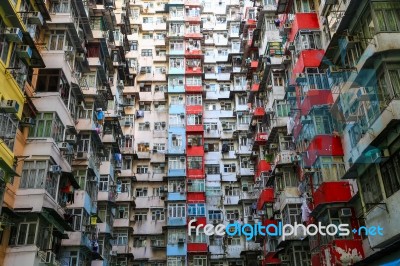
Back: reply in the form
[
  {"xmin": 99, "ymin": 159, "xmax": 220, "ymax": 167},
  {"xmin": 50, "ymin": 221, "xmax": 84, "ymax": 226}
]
[
  {"xmin": 250, "ymin": 0, "xmax": 400, "ymax": 266},
  {"xmin": 1, "ymin": 0, "xmax": 400, "ymax": 266}
]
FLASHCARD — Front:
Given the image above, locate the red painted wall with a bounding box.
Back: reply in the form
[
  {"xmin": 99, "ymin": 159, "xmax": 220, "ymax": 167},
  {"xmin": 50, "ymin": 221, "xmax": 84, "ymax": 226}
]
[
  {"xmin": 186, "ymin": 105, "xmax": 203, "ymax": 113},
  {"xmin": 289, "ymin": 13, "xmax": 320, "ymax": 42},
  {"xmin": 257, "ymin": 188, "xmax": 274, "ymax": 210},
  {"xmin": 300, "ymin": 89, "xmax": 333, "ymax": 115},
  {"xmin": 304, "ymin": 135, "xmax": 343, "ymax": 166},
  {"xmin": 312, "ymin": 181, "xmax": 352, "ymax": 209},
  {"xmin": 187, "ymin": 192, "xmax": 206, "ymax": 202},
  {"xmin": 187, "ymin": 243, "xmax": 208, "ymax": 252}
]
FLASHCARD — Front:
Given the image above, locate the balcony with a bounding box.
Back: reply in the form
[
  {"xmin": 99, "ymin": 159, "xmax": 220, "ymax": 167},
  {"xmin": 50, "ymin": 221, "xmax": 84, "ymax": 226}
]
[
  {"xmin": 252, "ymin": 106, "xmax": 265, "ymax": 117},
  {"xmin": 303, "ymin": 135, "xmax": 344, "ymax": 167},
  {"xmin": 187, "ymin": 243, "xmax": 208, "ymax": 253},
  {"xmin": 168, "ymin": 192, "xmax": 187, "ymax": 201},
  {"xmin": 255, "ymin": 160, "xmax": 271, "ymax": 181},
  {"xmin": 273, "ymin": 150, "xmax": 297, "ymax": 166},
  {"xmin": 98, "ymin": 190, "xmax": 116, "ymax": 202},
  {"xmin": 185, "ymin": 0, "xmax": 201, "ymax": 5},
  {"xmin": 286, "ymin": 13, "xmax": 320, "ymax": 42},
  {"xmin": 112, "ymin": 245, "xmax": 132, "ymax": 255},
  {"xmin": 255, "ymin": 132, "xmax": 268, "ymax": 143},
  {"xmin": 168, "ymin": 217, "xmax": 186, "ymax": 226},
  {"xmin": 256, "ymin": 188, "xmax": 274, "ymax": 210},
  {"xmin": 185, "ymin": 66, "xmax": 202, "ymax": 74},
  {"xmin": 312, "ymin": 182, "xmax": 353, "ymax": 212},
  {"xmin": 186, "ymin": 124, "xmax": 204, "ymax": 132},
  {"xmin": 300, "ymin": 89, "xmax": 333, "ymax": 115},
  {"xmin": 113, "ymin": 217, "xmax": 130, "ymax": 227},
  {"xmin": 187, "ymin": 145, "xmax": 204, "ymax": 156}
]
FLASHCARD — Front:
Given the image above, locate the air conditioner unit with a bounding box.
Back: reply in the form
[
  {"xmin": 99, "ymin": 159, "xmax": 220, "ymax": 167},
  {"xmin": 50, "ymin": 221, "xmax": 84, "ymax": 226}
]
[
  {"xmin": 118, "ymin": 80, "xmax": 124, "ymax": 87},
  {"xmin": 28, "ymin": 11, "xmax": 44, "ymax": 26},
  {"xmin": 17, "ymin": 45, "xmax": 33, "ymax": 58},
  {"xmin": 258, "ymin": 255, "xmax": 264, "ymax": 260},
  {"xmin": 248, "ymin": 215, "xmax": 254, "ymax": 221},
  {"xmin": 161, "ymin": 122, "xmax": 166, "ymax": 127},
  {"xmin": 172, "ymin": 134, "xmax": 177, "ymax": 140},
  {"xmin": 328, "ymin": 65, "xmax": 341, "ymax": 75},
  {"xmin": 274, "ymin": 213, "xmax": 282, "ymax": 220},
  {"xmin": 280, "ymin": 255, "xmax": 289, "ymax": 262},
  {"xmin": 144, "ymin": 121, "xmax": 150, "ymax": 127},
  {"xmin": 75, "ymin": 53, "xmax": 85, "ymax": 61},
  {"xmin": 76, "ymin": 152, "xmax": 88, "ymax": 159},
  {"xmin": 21, "ymin": 117, "xmax": 35, "ymax": 125},
  {"xmin": 124, "ymin": 121, "xmax": 132, "ymax": 127},
  {"xmin": 339, "ymin": 208, "xmax": 352, "ymax": 217},
  {"xmin": 58, "ymin": 142, "xmax": 70, "ymax": 151},
  {"xmin": 288, "ymin": 41, "xmax": 295, "ymax": 51},
  {"xmin": 283, "ymin": 55, "xmax": 291, "ymax": 63},
  {"xmin": 4, "ymin": 27, "xmax": 23, "ymax": 42},
  {"xmin": 155, "ymin": 85, "xmax": 160, "ymax": 91},
  {"xmin": 110, "ymin": 250, "xmax": 118, "ymax": 256},
  {"xmin": 65, "ymin": 134, "xmax": 77, "ymax": 144},
  {"xmin": 180, "ymin": 156, "xmax": 185, "ymax": 162},
  {"xmin": 269, "ymin": 143, "xmax": 278, "ymax": 149},
  {"xmin": 178, "ymin": 238, "xmax": 185, "ymax": 244},
  {"xmin": 161, "ymin": 68, "xmax": 166, "ymax": 74},
  {"xmin": 49, "ymin": 165, "xmax": 62, "ymax": 174},
  {"xmin": 1, "ymin": 100, "xmax": 19, "ymax": 113},
  {"xmin": 291, "ymin": 154, "xmax": 302, "ymax": 162}
]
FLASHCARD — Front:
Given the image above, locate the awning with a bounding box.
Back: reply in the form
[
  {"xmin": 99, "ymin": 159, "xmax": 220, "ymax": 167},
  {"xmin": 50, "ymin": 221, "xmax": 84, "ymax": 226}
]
[{"xmin": 61, "ymin": 171, "xmax": 80, "ymax": 189}]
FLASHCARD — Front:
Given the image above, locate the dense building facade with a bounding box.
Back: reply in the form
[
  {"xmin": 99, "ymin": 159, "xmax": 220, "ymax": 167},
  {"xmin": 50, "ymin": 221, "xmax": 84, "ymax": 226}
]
[{"xmin": 0, "ymin": 0, "xmax": 400, "ymax": 266}]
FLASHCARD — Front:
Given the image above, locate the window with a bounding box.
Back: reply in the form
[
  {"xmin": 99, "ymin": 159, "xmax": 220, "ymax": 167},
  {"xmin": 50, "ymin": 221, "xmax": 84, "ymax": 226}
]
[
  {"xmin": 138, "ymin": 142, "xmax": 150, "ymax": 152},
  {"xmin": 373, "ymin": 2, "xmax": 400, "ymax": 32},
  {"xmin": 238, "ymin": 95, "xmax": 247, "ymax": 105},
  {"xmin": 169, "ymin": 114, "xmax": 184, "ymax": 126},
  {"xmin": 276, "ymin": 169, "xmax": 298, "ymax": 191},
  {"xmin": 122, "ymin": 156, "xmax": 132, "ymax": 170},
  {"xmin": 68, "ymin": 208, "xmax": 89, "ymax": 231},
  {"xmin": 187, "ymin": 135, "xmax": 202, "ymax": 146},
  {"xmin": 205, "ymin": 164, "xmax": 220, "ymax": 174},
  {"xmin": 134, "ymin": 237, "xmax": 147, "ymax": 247},
  {"xmin": 225, "ymin": 186, "xmax": 240, "ymax": 196},
  {"xmin": 139, "ymin": 102, "xmax": 151, "ymax": 111},
  {"xmin": 187, "ymin": 95, "xmax": 202, "ymax": 105},
  {"xmin": 227, "ymin": 236, "xmax": 241, "ymax": 245},
  {"xmin": 186, "ymin": 76, "xmax": 202, "ymax": 86},
  {"xmin": 141, "ymin": 49, "xmax": 153, "ymax": 56},
  {"xmin": 20, "ymin": 161, "xmax": 58, "ymax": 198},
  {"xmin": 117, "ymin": 205, "xmax": 129, "ymax": 219},
  {"xmin": 138, "ymin": 123, "xmax": 150, "ymax": 131},
  {"xmin": 205, "ymin": 102, "xmax": 217, "ymax": 110},
  {"xmin": 168, "ymin": 203, "xmax": 186, "ymax": 218},
  {"xmin": 239, "ymin": 115, "xmax": 251, "ymax": 125},
  {"xmin": 152, "ymin": 209, "xmax": 165, "ymax": 221},
  {"xmin": 48, "ymin": 30, "xmax": 65, "ymax": 50},
  {"xmin": 99, "ymin": 175, "xmax": 109, "ymax": 191},
  {"xmin": 137, "ymin": 165, "xmax": 149, "ymax": 174},
  {"xmin": 188, "ymin": 157, "xmax": 202, "ymax": 169},
  {"xmin": 380, "ymin": 151, "xmax": 400, "ymax": 198},
  {"xmin": 168, "ymin": 257, "xmax": 185, "ymax": 266},
  {"xmin": 172, "ymin": 135, "xmax": 183, "ymax": 147},
  {"xmin": 29, "ymin": 112, "xmax": 64, "ymax": 142},
  {"xmin": 208, "ymin": 210, "xmax": 222, "ymax": 220},
  {"xmin": 170, "ymin": 57, "xmax": 184, "ymax": 68},
  {"xmin": 282, "ymin": 204, "xmax": 302, "ymax": 226},
  {"xmin": 115, "ymin": 230, "xmax": 128, "ymax": 245},
  {"xmin": 226, "ymin": 210, "xmax": 239, "ymax": 220},
  {"xmin": 276, "ymin": 101, "xmax": 290, "ymax": 117},
  {"xmin": 153, "ymin": 143, "xmax": 166, "ymax": 151},
  {"xmin": 187, "ymin": 114, "xmax": 202, "ymax": 125},
  {"xmin": 363, "ymin": 166, "xmax": 384, "ymax": 204},
  {"xmin": 136, "ymin": 188, "xmax": 148, "ymax": 197},
  {"xmin": 204, "ymin": 123, "xmax": 218, "ymax": 131},
  {"xmin": 169, "ymin": 180, "xmax": 185, "ymax": 193},
  {"xmin": 294, "ymin": 31, "xmax": 322, "ymax": 54},
  {"xmin": 170, "ymin": 40, "xmax": 184, "ymax": 50},
  {"xmin": 13, "ymin": 217, "xmax": 38, "ymax": 246},
  {"xmin": 134, "ymin": 211, "xmax": 148, "ymax": 221},
  {"xmin": 143, "ymin": 17, "xmax": 153, "ymax": 23},
  {"xmin": 221, "ymin": 102, "xmax": 232, "ymax": 110},
  {"xmin": 168, "ymin": 157, "xmax": 185, "ymax": 169},
  {"xmin": 130, "ymin": 41, "xmax": 138, "ymax": 51},
  {"xmin": 0, "ymin": 114, "xmax": 18, "ymax": 151},
  {"xmin": 223, "ymin": 164, "xmax": 236, "ymax": 173}
]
